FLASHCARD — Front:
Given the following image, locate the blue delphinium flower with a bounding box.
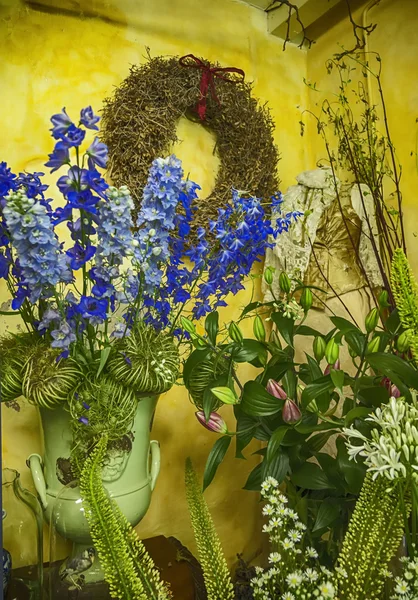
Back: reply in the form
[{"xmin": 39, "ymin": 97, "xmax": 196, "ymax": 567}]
[
  {"xmin": 57, "ymin": 167, "xmax": 90, "ymax": 196},
  {"xmin": 0, "ymin": 162, "xmax": 17, "ymax": 200},
  {"xmin": 45, "ymin": 142, "xmax": 70, "ymax": 173},
  {"xmin": 86, "ymin": 137, "xmax": 108, "ymax": 170},
  {"xmin": 80, "ymin": 106, "xmax": 100, "ymax": 130},
  {"xmin": 59, "ymin": 124, "xmax": 85, "ymax": 148},
  {"xmin": 67, "ymin": 189, "xmax": 100, "ymax": 214},
  {"xmin": 50, "ymin": 108, "xmax": 73, "ymax": 139},
  {"xmin": 95, "ymin": 185, "xmax": 135, "ymax": 306},
  {"xmin": 66, "ymin": 243, "xmax": 96, "ymax": 270},
  {"xmin": 3, "ymin": 189, "xmax": 71, "ymax": 304},
  {"xmin": 50, "ymin": 321, "xmax": 76, "ymax": 355},
  {"xmin": 76, "ymin": 295, "xmax": 108, "ymax": 325},
  {"xmin": 16, "ymin": 171, "xmax": 49, "ymax": 202},
  {"xmin": 134, "ymin": 155, "xmax": 186, "ymax": 293},
  {"xmin": 38, "ymin": 307, "xmax": 61, "ymax": 332}
]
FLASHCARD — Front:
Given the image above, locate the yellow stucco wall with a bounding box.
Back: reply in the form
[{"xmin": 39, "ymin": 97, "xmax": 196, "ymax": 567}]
[
  {"xmin": 0, "ymin": 0, "xmax": 310, "ymax": 567},
  {"xmin": 306, "ymin": 0, "xmax": 418, "ymax": 275}
]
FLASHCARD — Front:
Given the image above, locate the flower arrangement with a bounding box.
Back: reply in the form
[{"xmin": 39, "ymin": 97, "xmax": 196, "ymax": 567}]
[
  {"xmin": 0, "ymin": 105, "xmax": 296, "ymax": 596},
  {"xmin": 182, "ymin": 251, "xmax": 418, "ymax": 563}
]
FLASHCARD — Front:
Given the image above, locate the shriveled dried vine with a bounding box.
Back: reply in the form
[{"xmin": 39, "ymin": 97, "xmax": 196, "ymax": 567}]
[{"xmin": 101, "ymin": 52, "xmax": 280, "ymax": 239}]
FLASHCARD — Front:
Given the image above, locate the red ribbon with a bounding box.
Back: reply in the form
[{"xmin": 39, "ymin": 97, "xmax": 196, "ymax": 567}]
[{"xmin": 179, "ymin": 54, "xmax": 245, "ymax": 121}]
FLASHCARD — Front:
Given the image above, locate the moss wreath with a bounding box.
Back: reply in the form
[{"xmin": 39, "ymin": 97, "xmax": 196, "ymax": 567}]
[{"xmin": 101, "ymin": 53, "xmax": 280, "ymax": 237}]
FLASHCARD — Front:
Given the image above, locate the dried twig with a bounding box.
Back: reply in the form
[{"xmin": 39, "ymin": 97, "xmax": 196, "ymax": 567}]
[
  {"xmin": 265, "ymin": 0, "xmax": 314, "ymax": 50},
  {"xmin": 334, "ymin": 0, "xmax": 377, "ymax": 60}
]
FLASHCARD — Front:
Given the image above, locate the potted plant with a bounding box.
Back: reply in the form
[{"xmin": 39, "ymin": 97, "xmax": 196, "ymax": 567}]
[
  {"xmin": 0, "ymin": 106, "xmax": 296, "ymax": 595},
  {"xmin": 182, "ymin": 253, "xmax": 418, "ymax": 564}
]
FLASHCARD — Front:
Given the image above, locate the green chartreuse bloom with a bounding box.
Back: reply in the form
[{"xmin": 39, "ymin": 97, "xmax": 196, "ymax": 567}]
[
  {"xmin": 185, "ymin": 458, "xmax": 234, "ymax": 600},
  {"xmin": 391, "ymin": 248, "xmax": 418, "ymax": 359}
]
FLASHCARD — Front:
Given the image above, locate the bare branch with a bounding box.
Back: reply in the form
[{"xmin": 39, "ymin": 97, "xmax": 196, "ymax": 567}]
[
  {"xmin": 265, "ymin": 0, "xmax": 314, "ymax": 50},
  {"xmin": 334, "ymin": 0, "xmax": 377, "ymax": 60}
]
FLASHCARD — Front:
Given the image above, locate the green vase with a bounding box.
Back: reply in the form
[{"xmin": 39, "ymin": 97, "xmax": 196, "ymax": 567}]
[{"xmin": 27, "ymin": 395, "xmax": 160, "ymax": 585}]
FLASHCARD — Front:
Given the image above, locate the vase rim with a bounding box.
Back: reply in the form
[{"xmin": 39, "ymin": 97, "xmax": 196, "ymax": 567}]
[{"xmin": 2, "ymin": 467, "xmax": 20, "ymax": 487}]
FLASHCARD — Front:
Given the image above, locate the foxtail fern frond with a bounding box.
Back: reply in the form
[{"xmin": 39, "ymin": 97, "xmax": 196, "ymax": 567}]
[
  {"xmin": 80, "ymin": 437, "xmax": 170, "ymax": 599},
  {"xmin": 336, "ymin": 473, "xmax": 408, "ymax": 599},
  {"xmin": 391, "ymin": 248, "xmax": 418, "ymax": 358},
  {"xmin": 185, "ymin": 458, "xmax": 234, "ymax": 600}
]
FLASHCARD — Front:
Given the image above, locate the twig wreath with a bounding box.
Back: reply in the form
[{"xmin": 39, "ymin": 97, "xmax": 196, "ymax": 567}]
[{"xmin": 101, "ymin": 53, "xmax": 280, "ymax": 237}]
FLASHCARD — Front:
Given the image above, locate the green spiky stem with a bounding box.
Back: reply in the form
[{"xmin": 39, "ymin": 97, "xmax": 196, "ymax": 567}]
[
  {"xmin": 391, "ymin": 248, "xmax": 418, "ymax": 359},
  {"xmin": 185, "ymin": 458, "xmax": 234, "ymax": 600},
  {"xmin": 79, "ymin": 437, "xmax": 146, "ymax": 599},
  {"xmin": 336, "ymin": 473, "xmax": 409, "ymax": 599}
]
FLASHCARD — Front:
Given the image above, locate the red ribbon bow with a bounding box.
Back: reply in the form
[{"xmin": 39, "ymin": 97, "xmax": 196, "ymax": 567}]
[{"xmin": 179, "ymin": 54, "xmax": 245, "ymax": 121}]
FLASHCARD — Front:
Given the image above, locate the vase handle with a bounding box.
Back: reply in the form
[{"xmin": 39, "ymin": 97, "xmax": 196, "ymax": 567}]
[
  {"xmin": 27, "ymin": 453, "xmax": 48, "ymax": 510},
  {"xmin": 149, "ymin": 440, "xmax": 160, "ymax": 492}
]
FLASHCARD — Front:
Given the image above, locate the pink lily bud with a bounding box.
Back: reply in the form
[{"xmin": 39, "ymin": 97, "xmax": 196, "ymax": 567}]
[
  {"xmin": 195, "ymin": 411, "xmax": 228, "ymax": 434},
  {"xmin": 324, "ymin": 359, "xmax": 341, "ymax": 376},
  {"xmin": 266, "ymin": 379, "xmax": 287, "ymax": 400},
  {"xmin": 282, "ymin": 399, "xmax": 302, "ymax": 424},
  {"xmin": 381, "ymin": 377, "xmax": 401, "ymax": 399}
]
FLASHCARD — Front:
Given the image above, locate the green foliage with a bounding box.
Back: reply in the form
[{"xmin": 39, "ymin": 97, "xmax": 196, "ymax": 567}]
[
  {"xmin": 391, "ymin": 248, "xmax": 418, "ymax": 359},
  {"xmin": 79, "ymin": 437, "xmax": 171, "ymax": 600},
  {"xmin": 185, "ymin": 458, "xmax": 234, "ymax": 600},
  {"xmin": 182, "ymin": 269, "xmax": 418, "ymax": 564},
  {"xmin": 108, "ymin": 322, "xmax": 180, "ymax": 395},
  {"xmin": 22, "ymin": 343, "xmax": 81, "ymax": 408},
  {"xmin": 0, "ymin": 332, "xmax": 41, "ymax": 402},
  {"xmin": 336, "ymin": 474, "xmax": 408, "ymax": 599}
]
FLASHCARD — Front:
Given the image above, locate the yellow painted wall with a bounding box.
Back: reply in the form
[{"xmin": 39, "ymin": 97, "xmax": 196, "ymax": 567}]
[
  {"xmin": 0, "ymin": 0, "xmax": 310, "ymax": 567},
  {"xmin": 306, "ymin": 0, "xmax": 418, "ymax": 275}
]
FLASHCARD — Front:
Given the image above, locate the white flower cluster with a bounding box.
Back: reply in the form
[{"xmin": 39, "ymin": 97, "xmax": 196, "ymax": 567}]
[
  {"xmin": 283, "ymin": 300, "xmax": 304, "ymax": 321},
  {"xmin": 343, "ymin": 396, "xmax": 418, "ymax": 482},
  {"xmin": 251, "ymin": 477, "xmax": 339, "ymax": 600},
  {"xmin": 390, "ymin": 555, "xmax": 418, "ymax": 599}
]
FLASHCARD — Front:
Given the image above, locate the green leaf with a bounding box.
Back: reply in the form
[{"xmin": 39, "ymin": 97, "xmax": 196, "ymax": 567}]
[
  {"xmin": 211, "ymin": 386, "xmax": 238, "ymax": 405},
  {"xmin": 336, "ymin": 436, "xmax": 365, "ymax": 494},
  {"xmin": 266, "ymin": 426, "xmax": 289, "ymax": 463},
  {"xmin": 283, "ymin": 370, "xmax": 297, "ymax": 400},
  {"xmin": 203, "ymin": 387, "xmax": 217, "ymax": 421},
  {"xmin": 97, "ymin": 347, "xmax": 111, "ymax": 377},
  {"xmin": 330, "ymin": 368, "xmax": 344, "ymax": 392},
  {"xmin": 295, "ymin": 325, "xmax": 324, "ymax": 338},
  {"xmin": 312, "ymin": 501, "xmax": 340, "ymax": 532},
  {"xmin": 306, "ymin": 354, "xmax": 323, "ymax": 381},
  {"xmin": 234, "ymin": 407, "xmax": 257, "ymax": 459},
  {"xmin": 205, "ymin": 311, "xmax": 219, "ymax": 345},
  {"xmin": 344, "ymin": 406, "xmax": 372, "ymax": 427},
  {"xmin": 307, "ymin": 430, "xmax": 335, "ymax": 453},
  {"xmin": 203, "ymin": 436, "xmax": 231, "ymax": 490},
  {"xmin": 385, "ymin": 308, "xmax": 400, "ymax": 335},
  {"xmin": 345, "ymin": 331, "xmax": 365, "ymax": 356},
  {"xmin": 301, "ymin": 376, "xmax": 334, "ymax": 408},
  {"xmin": 241, "ymin": 381, "xmax": 284, "ymax": 417},
  {"xmin": 243, "ymin": 462, "xmax": 263, "ymax": 491},
  {"xmin": 357, "ymin": 386, "xmax": 389, "ymax": 407},
  {"xmin": 271, "ymin": 313, "xmax": 294, "ymax": 347},
  {"xmin": 366, "ymin": 352, "xmax": 418, "ymax": 390},
  {"xmin": 330, "ymin": 316, "xmax": 361, "ymax": 334},
  {"xmin": 232, "ymin": 339, "xmax": 267, "ymax": 363},
  {"xmin": 263, "ymin": 451, "xmax": 290, "ymax": 484},
  {"xmin": 291, "ymin": 462, "xmax": 335, "ymax": 490},
  {"xmin": 296, "ymin": 421, "xmax": 340, "ymax": 434},
  {"xmin": 183, "ymin": 348, "xmax": 211, "ymax": 388}
]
